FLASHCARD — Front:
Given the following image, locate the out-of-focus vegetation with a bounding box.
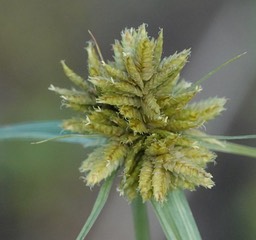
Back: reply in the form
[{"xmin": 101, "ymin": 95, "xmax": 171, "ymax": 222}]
[{"xmin": 0, "ymin": 1, "xmax": 256, "ymax": 239}]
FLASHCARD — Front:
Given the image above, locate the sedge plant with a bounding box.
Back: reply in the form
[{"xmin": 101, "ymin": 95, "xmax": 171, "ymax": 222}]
[{"xmin": 1, "ymin": 24, "xmax": 256, "ymax": 240}]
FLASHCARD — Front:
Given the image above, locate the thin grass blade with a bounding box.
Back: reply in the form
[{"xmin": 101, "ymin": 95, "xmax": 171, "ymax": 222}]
[
  {"xmin": 200, "ymin": 140, "xmax": 256, "ymax": 158},
  {"xmin": 190, "ymin": 52, "xmax": 246, "ymax": 89},
  {"xmin": 151, "ymin": 190, "xmax": 201, "ymax": 240},
  {"xmin": 185, "ymin": 132, "xmax": 256, "ymax": 158},
  {"xmin": 76, "ymin": 173, "xmax": 115, "ymax": 240},
  {"xmin": 0, "ymin": 121, "xmax": 105, "ymax": 146}
]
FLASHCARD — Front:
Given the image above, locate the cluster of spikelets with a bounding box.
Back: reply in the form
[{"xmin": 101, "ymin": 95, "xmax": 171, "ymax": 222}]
[{"xmin": 50, "ymin": 24, "xmax": 226, "ymax": 202}]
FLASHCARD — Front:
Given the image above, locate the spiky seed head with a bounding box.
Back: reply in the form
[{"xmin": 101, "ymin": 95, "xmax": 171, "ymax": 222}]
[{"xmin": 51, "ymin": 24, "xmax": 226, "ymax": 202}]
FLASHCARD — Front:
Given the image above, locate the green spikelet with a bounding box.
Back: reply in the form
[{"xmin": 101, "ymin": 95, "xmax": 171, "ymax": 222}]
[
  {"xmin": 124, "ymin": 54, "xmax": 144, "ymax": 89},
  {"xmin": 121, "ymin": 27, "xmax": 137, "ymax": 54},
  {"xmin": 86, "ymin": 42, "xmax": 102, "ymax": 77},
  {"xmin": 120, "ymin": 155, "xmax": 143, "ymax": 201},
  {"xmin": 51, "ymin": 24, "xmax": 227, "ymax": 202},
  {"xmin": 84, "ymin": 142, "xmax": 128, "ymax": 186},
  {"xmin": 153, "ymin": 29, "xmax": 163, "ymax": 68},
  {"xmin": 48, "ymin": 85, "xmax": 95, "ymax": 106},
  {"xmin": 135, "ymin": 37, "xmax": 155, "ymax": 81},
  {"xmin": 173, "ymin": 146, "xmax": 216, "ymax": 167},
  {"xmin": 152, "ymin": 159, "xmax": 171, "ymax": 202},
  {"xmin": 103, "ymin": 63, "xmax": 129, "ymax": 82},
  {"xmin": 119, "ymin": 106, "xmax": 143, "ymax": 120},
  {"xmin": 141, "ymin": 93, "xmax": 161, "ymax": 120},
  {"xmin": 88, "ymin": 76, "xmax": 113, "ymax": 92},
  {"xmin": 86, "ymin": 121, "xmax": 124, "ymax": 137},
  {"xmin": 113, "ymin": 82, "xmax": 143, "ymax": 97},
  {"xmin": 166, "ymin": 119, "xmax": 203, "ymax": 132},
  {"xmin": 62, "ymin": 118, "xmax": 89, "ymax": 134},
  {"xmin": 123, "ymin": 139, "xmax": 144, "ymax": 177},
  {"xmin": 145, "ymin": 139, "xmax": 169, "ymax": 156},
  {"xmin": 60, "ymin": 61, "xmax": 89, "ymax": 90},
  {"xmin": 128, "ymin": 119, "xmax": 148, "ymax": 133},
  {"xmin": 138, "ymin": 156, "xmax": 153, "ymax": 202},
  {"xmin": 184, "ymin": 97, "xmax": 227, "ymax": 122},
  {"xmin": 97, "ymin": 95, "xmax": 141, "ymax": 107},
  {"xmin": 163, "ymin": 159, "xmax": 214, "ymax": 189},
  {"xmin": 147, "ymin": 49, "xmax": 190, "ymax": 94},
  {"xmin": 112, "ymin": 40, "xmax": 126, "ymax": 70}
]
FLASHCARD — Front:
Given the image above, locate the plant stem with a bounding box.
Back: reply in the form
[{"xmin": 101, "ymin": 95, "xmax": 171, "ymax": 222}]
[{"xmin": 131, "ymin": 196, "xmax": 151, "ymax": 240}]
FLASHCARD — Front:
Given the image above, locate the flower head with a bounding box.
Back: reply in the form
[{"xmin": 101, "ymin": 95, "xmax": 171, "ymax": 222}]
[{"xmin": 50, "ymin": 24, "xmax": 226, "ymax": 202}]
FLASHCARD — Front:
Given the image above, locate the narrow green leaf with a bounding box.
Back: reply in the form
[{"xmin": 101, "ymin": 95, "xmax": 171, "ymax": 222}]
[
  {"xmin": 191, "ymin": 52, "xmax": 246, "ymax": 89},
  {"xmin": 0, "ymin": 121, "xmax": 62, "ymax": 138},
  {"xmin": 199, "ymin": 140, "xmax": 256, "ymax": 158},
  {"xmin": 185, "ymin": 133, "xmax": 256, "ymax": 158},
  {"xmin": 76, "ymin": 173, "xmax": 115, "ymax": 240},
  {"xmin": 131, "ymin": 197, "xmax": 151, "ymax": 240},
  {"xmin": 194, "ymin": 134, "xmax": 256, "ymax": 140},
  {"xmin": 151, "ymin": 190, "xmax": 201, "ymax": 240},
  {"xmin": 0, "ymin": 121, "xmax": 105, "ymax": 146}
]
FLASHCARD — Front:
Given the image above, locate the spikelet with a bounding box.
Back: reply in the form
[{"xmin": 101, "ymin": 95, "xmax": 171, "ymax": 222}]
[
  {"xmin": 113, "ymin": 82, "xmax": 143, "ymax": 97},
  {"xmin": 146, "ymin": 49, "xmax": 190, "ymax": 94},
  {"xmin": 145, "ymin": 139, "xmax": 169, "ymax": 156},
  {"xmin": 102, "ymin": 110, "xmax": 128, "ymax": 128},
  {"xmin": 84, "ymin": 142, "xmax": 128, "ymax": 186},
  {"xmin": 119, "ymin": 105, "xmax": 143, "ymax": 120},
  {"xmin": 163, "ymin": 159, "xmax": 214, "ymax": 189},
  {"xmin": 64, "ymin": 103, "xmax": 91, "ymax": 113},
  {"xmin": 121, "ymin": 27, "xmax": 137, "ymax": 55},
  {"xmin": 138, "ymin": 156, "xmax": 153, "ymax": 202},
  {"xmin": 85, "ymin": 122, "xmax": 124, "ymax": 137},
  {"xmin": 49, "ymin": 85, "xmax": 95, "ymax": 107},
  {"xmin": 80, "ymin": 146, "xmax": 104, "ymax": 173},
  {"xmin": 89, "ymin": 76, "xmax": 113, "ymax": 92},
  {"xmin": 120, "ymin": 155, "xmax": 143, "ymax": 201},
  {"xmin": 158, "ymin": 88, "xmax": 201, "ymax": 117},
  {"xmin": 135, "ymin": 31, "xmax": 155, "ymax": 81},
  {"xmin": 153, "ymin": 29, "xmax": 163, "ymax": 68},
  {"xmin": 86, "ymin": 42, "xmax": 102, "ymax": 77},
  {"xmin": 116, "ymin": 133, "xmax": 140, "ymax": 144},
  {"xmin": 112, "ymin": 40, "xmax": 126, "ymax": 70},
  {"xmin": 90, "ymin": 77, "xmax": 142, "ymax": 97},
  {"xmin": 181, "ymin": 97, "xmax": 227, "ymax": 122},
  {"xmin": 60, "ymin": 61, "xmax": 89, "ymax": 90},
  {"xmin": 124, "ymin": 54, "xmax": 144, "ymax": 89},
  {"xmin": 172, "ymin": 146, "xmax": 216, "ymax": 167},
  {"xmin": 166, "ymin": 119, "xmax": 203, "ymax": 132},
  {"xmin": 141, "ymin": 93, "xmax": 161, "ymax": 120},
  {"xmin": 62, "ymin": 118, "xmax": 89, "ymax": 134},
  {"xmin": 103, "ymin": 63, "xmax": 129, "ymax": 82},
  {"xmin": 97, "ymin": 95, "xmax": 141, "ymax": 107},
  {"xmin": 128, "ymin": 119, "xmax": 148, "ymax": 133},
  {"xmin": 123, "ymin": 139, "xmax": 144, "ymax": 176},
  {"xmin": 152, "ymin": 159, "xmax": 171, "ymax": 202},
  {"xmin": 89, "ymin": 109, "xmax": 127, "ymax": 129},
  {"xmin": 64, "ymin": 114, "xmax": 125, "ymax": 136}
]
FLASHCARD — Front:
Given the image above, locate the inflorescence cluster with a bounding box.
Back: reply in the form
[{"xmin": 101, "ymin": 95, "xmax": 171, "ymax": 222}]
[{"xmin": 50, "ymin": 24, "xmax": 226, "ymax": 202}]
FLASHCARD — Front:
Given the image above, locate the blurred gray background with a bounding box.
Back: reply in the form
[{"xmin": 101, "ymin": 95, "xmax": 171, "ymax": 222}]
[{"xmin": 1, "ymin": 0, "xmax": 256, "ymax": 239}]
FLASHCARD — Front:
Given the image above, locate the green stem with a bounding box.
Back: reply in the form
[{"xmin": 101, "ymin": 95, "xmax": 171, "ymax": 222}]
[
  {"xmin": 76, "ymin": 173, "xmax": 115, "ymax": 240},
  {"xmin": 131, "ymin": 196, "xmax": 151, "ymax": 240},
  {"xmin": 151, "ymin": 190, "xmax": 201, "ymax": 240}
]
